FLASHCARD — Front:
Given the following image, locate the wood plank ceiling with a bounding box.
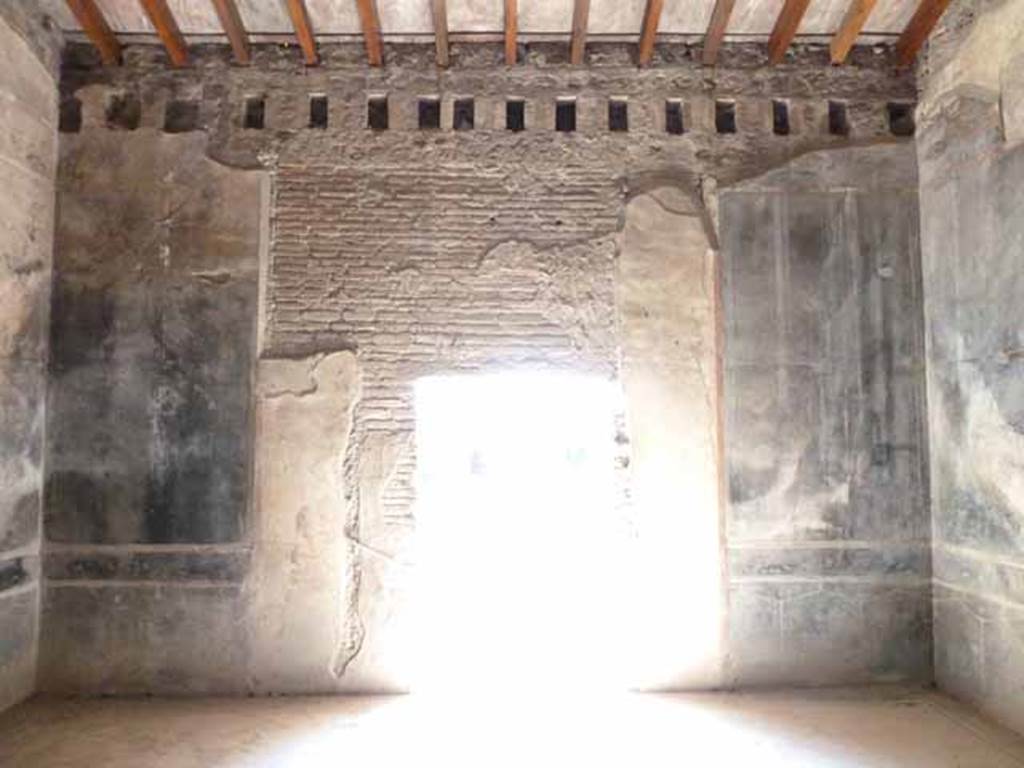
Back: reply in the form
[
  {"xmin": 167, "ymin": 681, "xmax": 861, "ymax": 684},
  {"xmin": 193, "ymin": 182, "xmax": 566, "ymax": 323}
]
[{"xmin": 57, "ymin": 0, "xmax": 952, "ymax": 68}]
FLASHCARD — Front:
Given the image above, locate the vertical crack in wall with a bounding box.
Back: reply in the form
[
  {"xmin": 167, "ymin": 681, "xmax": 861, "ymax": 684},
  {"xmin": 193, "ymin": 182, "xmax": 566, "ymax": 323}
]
[
  {"xmin": 335, "ymin": 394, "xmax": 366, "ymax": 679},
  {"xmin": 250, "ymin": 351, "xmax": 362, "ymax": 692}
]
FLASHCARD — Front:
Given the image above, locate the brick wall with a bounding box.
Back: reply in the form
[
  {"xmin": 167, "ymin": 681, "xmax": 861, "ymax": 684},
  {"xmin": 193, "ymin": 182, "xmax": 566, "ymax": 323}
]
[{"xmin": 269, "ymin": 152, "xmax": 621, "ymax": 522}]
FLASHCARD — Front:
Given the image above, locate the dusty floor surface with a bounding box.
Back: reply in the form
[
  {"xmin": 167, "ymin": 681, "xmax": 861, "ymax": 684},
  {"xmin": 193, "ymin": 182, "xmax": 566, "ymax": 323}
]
[{"xmin": 1, "ymin": 686, "xmax": 1022, "ymax": 767}]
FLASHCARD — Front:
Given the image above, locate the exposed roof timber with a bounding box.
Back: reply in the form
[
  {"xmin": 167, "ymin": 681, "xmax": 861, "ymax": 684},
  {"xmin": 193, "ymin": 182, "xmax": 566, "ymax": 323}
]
[
  {"xmin": 702, "ymin": 0, "xmax": 736, "ymax": 66},
  {"xmin": 284, "ymin": 0, "xmax": 318, "ymax": 64},
  {"xmin": 355, "ymin": 0, "xmax": 384, "ymax": 66},
  {"xmin": 637, "ymin": 0, "xmax": 664, "ymax": 67},
  {"xmin": 138, "ymin": 0, "xmax": 188, "ymax": 66},
  {"xmin": 209, "ymin": 0, "xmax": 250, "ymax": 64},
  {"xmin": 432, "ymin": 0, "xmax": 449, "ymax": 67},
  {"xmin": 505, "ymin": 0, "xmax": 517, "ymax": 65},
  {"xmin": 56, "ymin": 0, "xmax": 943, "ymax": 69},
  {"xmin": 831, "ymin": 0, "xmax": 880, "ymax": 63},
  {"xmin": 896, "ymin": 0, "xmax": 953, "ymax": 65},
  {"xmin": 570, "ymin": 0, "xmax": 590, "ymax": 65},
  {"xmin": 65, "ymin": 0, "xmax": 121, "ymax": 65},
  {"xmin": 767, "ymin": 0, "xmax": 813, "ymax": 63}
]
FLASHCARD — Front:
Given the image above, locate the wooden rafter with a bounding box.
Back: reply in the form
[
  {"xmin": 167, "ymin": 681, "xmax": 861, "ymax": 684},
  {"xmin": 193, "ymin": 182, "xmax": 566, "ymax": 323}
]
[
  {"xmin": 830, "ymin": 0, "xmax": 879, "ymax": 63},
  {"xmin": 65, "ymin": 0, "xmax": 121, "ymax": 66},
  {"xmin": 505, "ymin": 0, "xmax": 518, "ymax": 65},
  {"xmin": 767, "ymin": 0, "xmax": 812, "ymax": 63},
  {"xmin": 638, "ymin": 0, "xmax": 664, "ymax": 67},
  {"xmin": 895, "ymin": 0, "xmax": 953, "ymax": 66},
  {"xmin": 702, "ymin": 0, "xmax": 736, "ymax": 65},
  {"xmin": 432, "ymin": 0, "xmax": 449, "ymax": 67},
  {"xmin": 355, "ymin": 0, "xmax": 383, "ymax": 67},
  {"xmin": 570, "ymin": 0, "xmax": 590, "ymax": 65},
  {"xmin": 284, "ymin": 0, "xmax": 318, "ymax": 65},
  {"xmin": 138, "ymin": 0, "xmax": 188, "ymax": 66},
  {"xmin": 209, "ymin": 0, "xmax": 250, "ymax": 64}
]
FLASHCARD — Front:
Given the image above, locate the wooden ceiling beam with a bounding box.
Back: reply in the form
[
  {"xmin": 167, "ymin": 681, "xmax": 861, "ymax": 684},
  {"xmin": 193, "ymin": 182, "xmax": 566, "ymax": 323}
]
[
  {"xmin": 209, "ymin": 0, "xmax": 250, "ymax": 64},
  {"xmin": 767, "ymin": 0, "xmax": 812, "ymax": 63},
  {"xmin": 570, "ymin": 0, "xmax": 590, "ymax": 65},
  {"xmin": 830, "ymin": 0, "xmax": 879, "ymax": 63},
  {"xmin": 895, "ymin": 0, "xmax": 953, "ymax": 66},
  {"xmin": 138, "ymin": 0, "xmax": 188, "ymax": 66},
  {"xmin": 355, "ymin": 0, "xmax": 383, "ymax": 67},
  {"xmin": 702, "ymin": 0, "xmax": 736, "ymax": 65},
  {"xmin": 638, "ymin": 0, "xmax": 664, "ymax": 67},
  {"xmin": 505, "ymin": 0, "xmax": 518, "ymax": 65},
  {"xmin": 65, "ymin": 0, "xmax": 121, "ymax": 66},
  {"xmin": 432, "ymin": 0, "xmax": 449, "ymax": 67},
  {"xmin": 285, "ymin": 0, "xmax": 318, "ymax": 65}
]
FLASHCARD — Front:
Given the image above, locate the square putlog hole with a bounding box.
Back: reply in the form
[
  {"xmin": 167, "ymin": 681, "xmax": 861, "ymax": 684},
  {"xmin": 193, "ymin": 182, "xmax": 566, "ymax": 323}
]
[
  {"xmin": 888, "ymin": 102, "xmax": 915, "ymax": 137},
  {"xmin": 309, "ymin": 95, "xmax": 328, "ymax": 129},
  {"xmin": 453, "ymin": 98, "xmax": 475, "ymax": 130},
  {"xmin": 106, "ymin": 92, "xmax": 140, "ymax": 131},
  {"xmin": 715, "ymin": 100, "xmax": 737, "ymax": 134},
  {"xmin": 608, "ymin": 99, "xmax": 628, "ymax": 132},
  {"xmin": 506, "ymin": 99, "xmax": 525, "ymax": 132},
  {"xmin": 665, "ymin": 100, "xmax": 684, "ymax": 135},
  {"xmin": 59, "ymin": 97, "xmax": 82, "ymax": 133},
  {"xmin": 828, "ymin": 101, "xmax": 850, "ymax": 136},
  {"xmin": 556, "ymin": 99, "xmax": 576, "ymax": 133},
  {"xmin": 243, "ymin": 97, "xmax": 265, "ymax": 130},
  {"xmin": 368, "ymin": 96, "xmax": 389, "ymax": 131},
  {"xmin": 772, "ymin": 100, "xmax": 790, "ymax": 136},
  {"xmin": 164, "ymin": 100, "xmax": 200, "ymax": 133},
  {"xmin": 418, "ymin": 97, "xmax": 441, "ymax": 129}
]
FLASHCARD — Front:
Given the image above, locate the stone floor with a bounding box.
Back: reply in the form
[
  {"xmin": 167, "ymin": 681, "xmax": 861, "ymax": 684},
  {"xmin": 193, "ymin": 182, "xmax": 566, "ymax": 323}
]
[{"xmin": 1, "ymin": 686, "xmax": 1022, "ymax": 767}]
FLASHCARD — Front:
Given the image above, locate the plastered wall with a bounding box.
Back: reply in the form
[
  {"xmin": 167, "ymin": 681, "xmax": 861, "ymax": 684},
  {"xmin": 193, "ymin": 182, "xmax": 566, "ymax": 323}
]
[
  {"xmin": 0, "ymin": 10, "xmax": 59, "ymax": 713},
  {"xmin": 721, "ymin": 145, "xmax": 930, "ymax": 685}
]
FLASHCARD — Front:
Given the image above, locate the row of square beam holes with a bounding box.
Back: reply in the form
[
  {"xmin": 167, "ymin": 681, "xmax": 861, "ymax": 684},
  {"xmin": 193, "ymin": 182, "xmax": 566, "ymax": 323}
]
[
  {"xmin": 247, "ymin": 94, "xmax": 915, "ymax": 136},
  {"xmin": 61, "ymin": 92, "xmax": 916, "ymax": 137}
]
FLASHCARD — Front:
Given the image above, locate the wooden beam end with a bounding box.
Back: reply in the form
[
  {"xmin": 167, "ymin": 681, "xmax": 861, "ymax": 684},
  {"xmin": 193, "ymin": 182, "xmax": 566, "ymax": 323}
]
[
  {"xmin": 285, "ymin": 0, "xmax": 319, "ymax": 66},
  {"xmin": 766, "ymin": 0, "xmax": 812, "ymax": 64},
  {"xmin": 829, "ymin": 41, "xmax": 846, "ymax": 65},
  {"xmin": 637, "ymin": 0, "xmax": 664, "ymax": 68},
  {"xmin": 356, "ymin": 0, "xmax": 384, "ymax": 67},
  {"xmin": 504, "ymin": 0, "xmax": 518, "ymax": 65},
  {"xmin": 702, "ymin": 0, "xmax": 735, "ymax": 69},
  {"xmin": 210, "ymin": 0, "xmax": 252, "ymax": 65},
  {"xmin": 67, "ymin": 0, "xmax": 122, "ymax": 66},
  {"xmin": 139, "ymin": 0, "xmax": 189, "ymax": 67},
  {"xmin": 432, "ymin": 0, "xmax": 449, "ymax": 68},
  {"xmin": 570, "ymin": 0, "xmax": 590, "ymax": 66},
  {"xmin": 894, "ymin": 0, "xmax": 953, "ymax": 67}
]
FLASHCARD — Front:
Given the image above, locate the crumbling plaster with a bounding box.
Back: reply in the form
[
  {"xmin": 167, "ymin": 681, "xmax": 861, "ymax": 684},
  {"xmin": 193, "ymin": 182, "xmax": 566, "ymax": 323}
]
[{"xmin": 249, "ymin": 352, "xmax": 364, "ymax": 692}]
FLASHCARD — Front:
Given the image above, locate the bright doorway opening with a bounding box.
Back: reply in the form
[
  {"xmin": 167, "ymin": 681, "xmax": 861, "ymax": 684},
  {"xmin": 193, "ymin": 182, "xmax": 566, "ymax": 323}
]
[{"xmin": 412, "ymin": 372, "xmax": 630, "ymax": 695}]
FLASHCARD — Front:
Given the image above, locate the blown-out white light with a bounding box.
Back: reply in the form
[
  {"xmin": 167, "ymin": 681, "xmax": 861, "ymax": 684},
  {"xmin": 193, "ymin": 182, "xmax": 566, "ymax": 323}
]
[{"xmin": 412, "ymin": 371, "xmax": 631, "ymax": 695}]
